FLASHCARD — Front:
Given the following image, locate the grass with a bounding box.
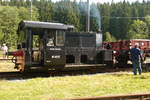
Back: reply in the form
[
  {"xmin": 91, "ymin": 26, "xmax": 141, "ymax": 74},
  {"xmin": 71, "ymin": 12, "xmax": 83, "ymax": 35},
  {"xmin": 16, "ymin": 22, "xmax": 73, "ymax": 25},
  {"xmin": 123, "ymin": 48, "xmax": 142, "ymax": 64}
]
[
  {"xmin": 0, "ymin": 58, "xmax": 150, "ymax": 100},
  {"xmin": 0, "ymin": 72, "xmax": 150, "ymax": 100}
]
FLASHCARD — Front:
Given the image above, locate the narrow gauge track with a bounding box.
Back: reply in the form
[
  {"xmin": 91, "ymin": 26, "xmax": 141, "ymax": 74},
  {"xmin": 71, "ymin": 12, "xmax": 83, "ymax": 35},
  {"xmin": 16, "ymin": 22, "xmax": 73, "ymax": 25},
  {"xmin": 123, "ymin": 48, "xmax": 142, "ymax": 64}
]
[
  {"xmin": 0, "ymin": 65, "xmax": 132, "ymax": 80},
  {"xmin": 0, "ymin": 72, "xmax": 22, "ymax": 79},
  {"xmin": 0, "ymin": 71, "xmax": 51, "ymax": 80},
  {"xmin": 63, "ymin": 93, "xmax": 150, "ymax": 100}
]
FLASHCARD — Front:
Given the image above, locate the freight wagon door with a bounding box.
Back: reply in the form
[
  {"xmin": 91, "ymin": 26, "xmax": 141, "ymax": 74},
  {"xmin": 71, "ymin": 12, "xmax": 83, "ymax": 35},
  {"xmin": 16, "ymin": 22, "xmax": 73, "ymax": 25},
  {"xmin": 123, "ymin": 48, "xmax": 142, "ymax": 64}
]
[{"xmin": 44, "ymin": 30, "xmax": 65, "ymax": 68}]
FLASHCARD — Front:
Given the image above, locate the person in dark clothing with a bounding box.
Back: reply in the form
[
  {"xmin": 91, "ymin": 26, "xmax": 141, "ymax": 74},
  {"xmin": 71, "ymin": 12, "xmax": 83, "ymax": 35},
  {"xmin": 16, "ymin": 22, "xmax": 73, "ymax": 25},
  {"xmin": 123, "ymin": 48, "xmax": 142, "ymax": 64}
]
[{"xmin": 130, "ymin": 44, "xmax": 143, "ymax": 75}]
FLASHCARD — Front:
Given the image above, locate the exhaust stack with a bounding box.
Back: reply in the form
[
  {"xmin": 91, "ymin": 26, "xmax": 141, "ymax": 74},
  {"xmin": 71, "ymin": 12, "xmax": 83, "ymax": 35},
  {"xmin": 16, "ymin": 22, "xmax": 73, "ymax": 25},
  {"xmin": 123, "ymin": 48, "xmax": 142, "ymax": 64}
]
[{"xmin": 86, "ymin": 0, "xmax": 90, "ymax": 32}]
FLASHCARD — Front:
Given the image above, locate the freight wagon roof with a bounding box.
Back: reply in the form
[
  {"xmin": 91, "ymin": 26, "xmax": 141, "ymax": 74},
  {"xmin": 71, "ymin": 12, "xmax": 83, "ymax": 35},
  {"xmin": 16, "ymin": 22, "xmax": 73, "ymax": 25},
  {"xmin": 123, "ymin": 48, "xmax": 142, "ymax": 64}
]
[{"xmin": 18, "ymin": 20, "xmax": 73, "ymax": 30}]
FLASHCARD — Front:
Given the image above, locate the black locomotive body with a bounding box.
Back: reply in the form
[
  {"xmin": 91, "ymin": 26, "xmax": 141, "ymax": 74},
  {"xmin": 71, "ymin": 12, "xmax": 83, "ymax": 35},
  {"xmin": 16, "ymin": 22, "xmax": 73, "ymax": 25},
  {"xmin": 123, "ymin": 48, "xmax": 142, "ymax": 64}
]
[
  {"xmin": 13, "ymin": 21, "xmax": 112, "ymax": 72},
  {"xmin": 66, "ymin": 32, "xmax": 103, "ymax": 64}
]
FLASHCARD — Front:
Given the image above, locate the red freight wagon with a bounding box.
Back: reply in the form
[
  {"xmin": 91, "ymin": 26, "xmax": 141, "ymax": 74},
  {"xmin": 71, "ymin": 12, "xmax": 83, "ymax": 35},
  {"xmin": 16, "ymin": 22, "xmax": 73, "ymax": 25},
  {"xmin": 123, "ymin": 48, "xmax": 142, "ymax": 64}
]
[{"xmin": 103, "ymin": 39, "xmax": 150, "ymax": 66}]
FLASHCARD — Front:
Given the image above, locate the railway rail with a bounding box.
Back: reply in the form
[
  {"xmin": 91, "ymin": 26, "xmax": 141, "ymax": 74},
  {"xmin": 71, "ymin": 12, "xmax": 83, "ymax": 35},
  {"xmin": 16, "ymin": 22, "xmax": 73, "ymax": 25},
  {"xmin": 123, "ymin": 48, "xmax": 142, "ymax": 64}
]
[
  {"xmin": 0, "ymin": 58, "xmax": 134, "ymax": 80},
  {"xmin": 0, "ymin": 71, "xmax": 50, "ymax": 79},
  {"xmin": 0, "ymin": 65, "xmax": 132, "ymax": 80},
  {"xmin": 63, "ymin": 93, "xmax": 150, "ymax": 100}
]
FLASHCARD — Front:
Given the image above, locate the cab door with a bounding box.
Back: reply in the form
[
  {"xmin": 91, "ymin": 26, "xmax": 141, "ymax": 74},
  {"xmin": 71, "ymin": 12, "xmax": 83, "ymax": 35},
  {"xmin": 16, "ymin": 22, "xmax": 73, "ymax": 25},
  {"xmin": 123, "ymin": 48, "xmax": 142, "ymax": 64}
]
[
  {"xmin": 44, "ymin": 30, "xmax": 66, "ymax": 68},
  {"xmin": 31, "ymin": 34, "xmax": 42, "ymax": 65},
  {"xmin": 26, "ymin": 29, "xmax": 44, "ymax": 67}
]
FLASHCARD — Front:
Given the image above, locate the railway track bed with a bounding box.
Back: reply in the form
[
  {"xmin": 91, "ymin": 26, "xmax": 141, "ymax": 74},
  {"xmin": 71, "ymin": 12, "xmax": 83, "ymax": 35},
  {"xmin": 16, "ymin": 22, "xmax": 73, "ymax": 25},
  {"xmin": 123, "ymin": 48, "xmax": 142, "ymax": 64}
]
[
  {"xmin": 0, "ymin": 71, "xmax": 50, "ymax": 80},
  {"xmin": 0, "ymin": 65, "xmax": 133, "ymax": 80}
]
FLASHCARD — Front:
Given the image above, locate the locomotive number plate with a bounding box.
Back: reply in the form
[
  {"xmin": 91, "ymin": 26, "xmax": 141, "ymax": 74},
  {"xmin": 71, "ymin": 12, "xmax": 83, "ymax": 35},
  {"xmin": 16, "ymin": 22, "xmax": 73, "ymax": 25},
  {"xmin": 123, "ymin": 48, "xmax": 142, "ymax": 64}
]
[
  {"xmin": 49, "ymin": 48, "xmax": 61, "ymax": 50},
  {"xmin": 52, "ymin": 55, "xmax": 60, "ymax": 59}
]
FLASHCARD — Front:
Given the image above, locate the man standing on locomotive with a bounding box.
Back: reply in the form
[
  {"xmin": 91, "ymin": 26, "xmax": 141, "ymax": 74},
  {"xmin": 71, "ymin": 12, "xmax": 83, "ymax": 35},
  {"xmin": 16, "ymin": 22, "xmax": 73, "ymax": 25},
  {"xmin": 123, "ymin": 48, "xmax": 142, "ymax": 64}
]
[{"xmin": 130, "ymin": 44, "xmax": 143, "ymax": 75}]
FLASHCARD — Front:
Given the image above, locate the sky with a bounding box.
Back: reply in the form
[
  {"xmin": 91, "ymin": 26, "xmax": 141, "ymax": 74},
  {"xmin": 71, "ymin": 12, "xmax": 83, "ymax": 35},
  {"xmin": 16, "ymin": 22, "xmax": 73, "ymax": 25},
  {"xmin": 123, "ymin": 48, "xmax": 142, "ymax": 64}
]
[{"xmin": 51, "ymin": 0, "xmax": 145, "ymax": 4}]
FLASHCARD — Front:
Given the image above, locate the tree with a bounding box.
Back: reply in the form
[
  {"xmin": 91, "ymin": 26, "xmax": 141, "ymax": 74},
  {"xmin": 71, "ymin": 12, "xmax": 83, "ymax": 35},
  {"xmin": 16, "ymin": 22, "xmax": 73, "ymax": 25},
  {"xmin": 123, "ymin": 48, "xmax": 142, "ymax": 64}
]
[
  {"xmin": 98, "ymin": 3, "xmax": 111, "ymax": 33},
  {"xmin": 119, "ymin": 1, "xmax": 131, "ymax": 39},
  {"xmin": 0, "ymin": 27, "xmax": 4, "ymax": 41},
  {"xmin": 0, "ymin": 6, "xmax": 19, "ymax": 48},
  {"xmin": 109, "ymin": 2, "xmax": 132, "ymax": 40},
  {"xmin": 127, "ymin": 20, "xmax": 149, "ymax": 39},
  {"xmin": 37, "ymin": 0, "xmax": 54, "ymax": 22},
  {"xmin": 104, "ymin": 32, "xmax": 116, "ymax": 42},
  {"xmin": 145, "ymin": 15, "xmax": 150, "ymax": 35},
  {"xmin": 0, "ymin": 0, "xmax": 2, "ymax": 5},
  {"xmin": 54, "ymin": 1, "xmax": 80, "ymax": 31},
  {"xmin": 0, "ymin": 6, "xmax": 39, "ymax": 49},
  {"xmin": 90, "ymin": 4, "xmax": 100, "ymax": 32},
  {"xmin": 78, "ymin": 1, "xmax": 87, "ymax": 31},
  {"xmin": 18, "ymin": 7, "xmax": 31, "ymax": 20}
]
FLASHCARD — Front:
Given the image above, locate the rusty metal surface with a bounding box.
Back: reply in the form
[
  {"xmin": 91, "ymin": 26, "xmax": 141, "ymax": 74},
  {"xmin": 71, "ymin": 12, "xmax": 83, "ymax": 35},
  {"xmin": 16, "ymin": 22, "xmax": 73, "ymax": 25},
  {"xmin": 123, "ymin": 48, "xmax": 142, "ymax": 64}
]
[{"xmin": 63, "ymin": 93, "xmax": 150, "ymax": 100}]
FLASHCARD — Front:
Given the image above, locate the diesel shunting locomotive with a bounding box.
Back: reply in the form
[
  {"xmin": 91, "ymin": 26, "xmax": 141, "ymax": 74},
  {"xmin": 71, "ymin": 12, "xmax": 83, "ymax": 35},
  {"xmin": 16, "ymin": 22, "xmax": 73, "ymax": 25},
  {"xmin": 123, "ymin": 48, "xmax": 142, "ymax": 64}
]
[{"xmin": 12, "ymin": 21, "xmax": 113, "ymax": 72}]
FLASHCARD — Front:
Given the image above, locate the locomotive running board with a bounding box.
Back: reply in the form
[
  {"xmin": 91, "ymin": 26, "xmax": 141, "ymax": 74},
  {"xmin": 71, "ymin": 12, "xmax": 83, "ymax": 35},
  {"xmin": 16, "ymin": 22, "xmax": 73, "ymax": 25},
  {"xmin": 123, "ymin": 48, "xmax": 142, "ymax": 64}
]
[
  {"xmin": 63, "ymin": 64, "xmax": 106, "ymax": 71},
  {"xmin": 65, "ymin": 64, "xmax": 105, "ymax": 68}
]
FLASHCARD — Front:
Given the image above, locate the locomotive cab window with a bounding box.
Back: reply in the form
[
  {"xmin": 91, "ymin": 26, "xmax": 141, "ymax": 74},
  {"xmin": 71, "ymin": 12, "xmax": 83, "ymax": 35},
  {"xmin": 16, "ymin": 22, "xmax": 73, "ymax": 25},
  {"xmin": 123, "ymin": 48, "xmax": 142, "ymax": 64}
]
[
  {"xmin": 46, "ymin": 30, "xmax": 65, "ymax": 46},
  {"xmin": 46, "ymin": 30, "xmax": 55, "ymax": 46},
  {"xmin": 56, "ymin": 30, "xmax": 65, "ymax": 46}
]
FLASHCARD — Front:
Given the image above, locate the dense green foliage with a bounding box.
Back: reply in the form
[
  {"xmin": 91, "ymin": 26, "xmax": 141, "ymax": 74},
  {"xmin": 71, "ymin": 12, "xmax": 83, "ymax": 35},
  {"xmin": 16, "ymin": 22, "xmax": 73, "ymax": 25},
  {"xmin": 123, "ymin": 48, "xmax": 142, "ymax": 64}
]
[
  {"xmin": 104, "ymin": 32, "xmax": 116, "ymax": 42},
  {"xmin": 0, "ymin": 0, "xmax": 150, "ymax": 48},
  {"xmin": 127, "ymin": 20, "xmax": 149, "ymax": 39},
  {"xmin": 0, "ymin": 5, "xmax": 39, "ymax": 48}
]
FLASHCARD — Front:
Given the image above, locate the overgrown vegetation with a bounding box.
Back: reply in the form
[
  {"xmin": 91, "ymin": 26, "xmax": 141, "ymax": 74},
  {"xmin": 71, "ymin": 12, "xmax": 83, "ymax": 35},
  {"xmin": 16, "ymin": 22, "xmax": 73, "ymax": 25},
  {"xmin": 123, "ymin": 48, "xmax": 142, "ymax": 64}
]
[
  {"xmin": 0, "ymin": 72, "xmax": 150, "ymax": 100},
  {"xmin": 0, "ymin": 0, "xmax": 150, "ymax": 47}
]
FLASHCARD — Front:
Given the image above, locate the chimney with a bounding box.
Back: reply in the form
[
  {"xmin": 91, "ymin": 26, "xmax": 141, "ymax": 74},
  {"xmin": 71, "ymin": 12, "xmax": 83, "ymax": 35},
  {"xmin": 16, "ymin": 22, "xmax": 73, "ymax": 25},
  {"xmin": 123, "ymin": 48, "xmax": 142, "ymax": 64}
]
[{"xmin": 86, "ymin": 0, "xmax": 90, "ymax": 32}]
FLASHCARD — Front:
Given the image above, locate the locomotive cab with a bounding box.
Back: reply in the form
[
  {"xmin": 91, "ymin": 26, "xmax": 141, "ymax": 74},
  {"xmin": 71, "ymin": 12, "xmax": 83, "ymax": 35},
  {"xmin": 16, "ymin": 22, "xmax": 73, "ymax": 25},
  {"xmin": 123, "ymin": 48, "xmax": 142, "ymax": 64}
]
[{"xmin": 15, "ymin": 21, "xmax": 71, "ymax": 72}]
